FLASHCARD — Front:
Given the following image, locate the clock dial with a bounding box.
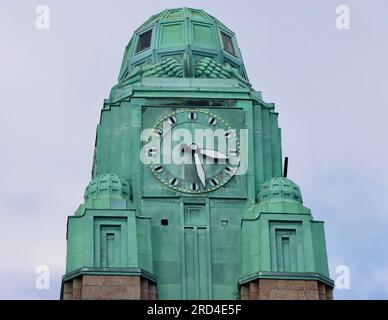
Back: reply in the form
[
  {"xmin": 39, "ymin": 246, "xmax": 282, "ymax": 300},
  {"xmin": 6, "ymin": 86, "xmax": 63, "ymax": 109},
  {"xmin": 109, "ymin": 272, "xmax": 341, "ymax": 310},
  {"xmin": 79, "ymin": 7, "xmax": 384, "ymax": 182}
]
[{"xmin": 146, "ymin": 109, "xmax": 240, "ymax": 193}]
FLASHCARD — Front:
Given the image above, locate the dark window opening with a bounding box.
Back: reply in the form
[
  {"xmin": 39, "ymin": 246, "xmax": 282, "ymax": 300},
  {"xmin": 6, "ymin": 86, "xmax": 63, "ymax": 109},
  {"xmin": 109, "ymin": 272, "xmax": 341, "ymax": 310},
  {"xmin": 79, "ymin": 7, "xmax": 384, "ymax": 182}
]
[
  {"xmin": 221, "ymin": 31, "xmax": 235, "ymax": 56},
  {"xmin": 136, "ymin": 30, "xmax": 152, "ymax": 53},
  {"xmin": 161, "ymin": 218, "xmax": 168, "ymax": 226}
]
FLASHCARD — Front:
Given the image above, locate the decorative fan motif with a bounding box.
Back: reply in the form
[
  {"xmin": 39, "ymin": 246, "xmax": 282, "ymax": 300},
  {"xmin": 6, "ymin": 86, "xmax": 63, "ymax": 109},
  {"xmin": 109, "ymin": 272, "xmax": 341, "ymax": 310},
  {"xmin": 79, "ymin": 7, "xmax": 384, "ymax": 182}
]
[
  {"xmin": 119, "ymin": 58, "xmax": 183, "ymax": 87},
  {"xmin": 195, "ymin": 57, "xmax": 251, "ymax": 87},
  {"xmin": 119, "ymin": 56, "xmax": 250, "ymax": 88},
  {"xmin": 142, "ymin": 58, "xmax": 184, "ymax": 78}
]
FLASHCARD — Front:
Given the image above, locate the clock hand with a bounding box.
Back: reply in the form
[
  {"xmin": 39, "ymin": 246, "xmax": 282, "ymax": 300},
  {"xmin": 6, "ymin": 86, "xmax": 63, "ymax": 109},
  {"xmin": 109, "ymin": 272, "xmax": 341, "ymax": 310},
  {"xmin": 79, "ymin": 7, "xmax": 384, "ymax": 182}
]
[
  {"xmin": 193, "ymin": 151, "xmax": 206, "ymax": 188},
  {"xmin": 180, "ymin": 143, "xmax": 189, "ymax": 153},
  {"xmin": 199, "ymin": 148, "xmax": 229, "ymax": 160}
]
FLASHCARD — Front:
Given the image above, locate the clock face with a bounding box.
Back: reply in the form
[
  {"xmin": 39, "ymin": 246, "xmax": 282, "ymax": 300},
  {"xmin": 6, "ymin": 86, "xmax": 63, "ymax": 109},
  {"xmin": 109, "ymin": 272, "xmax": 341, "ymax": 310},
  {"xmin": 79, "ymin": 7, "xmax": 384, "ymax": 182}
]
[{"xmin": 145, "ymin": 109, "xmax": 240, "ymax": 193}]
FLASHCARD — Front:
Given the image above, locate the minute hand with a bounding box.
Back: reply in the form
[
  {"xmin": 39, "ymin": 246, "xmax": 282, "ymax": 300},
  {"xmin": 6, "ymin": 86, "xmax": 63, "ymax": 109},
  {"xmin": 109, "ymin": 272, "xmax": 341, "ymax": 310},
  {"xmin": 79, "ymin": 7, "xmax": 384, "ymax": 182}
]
[
  {"xmin": 199, "ymin": 148, "xmax": 229, "ymax": 160},
  {"xmin": 193, "ymin": 152, "xmax": 206, "ymax": 188}
]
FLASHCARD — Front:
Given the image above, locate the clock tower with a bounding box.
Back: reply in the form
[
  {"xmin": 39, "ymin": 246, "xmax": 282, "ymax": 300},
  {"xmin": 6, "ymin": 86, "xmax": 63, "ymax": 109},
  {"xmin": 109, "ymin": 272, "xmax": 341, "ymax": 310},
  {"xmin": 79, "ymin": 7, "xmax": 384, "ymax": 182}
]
[{"xmin": 61, "ymin": 8, "xmax": 334, "ymax": 300}]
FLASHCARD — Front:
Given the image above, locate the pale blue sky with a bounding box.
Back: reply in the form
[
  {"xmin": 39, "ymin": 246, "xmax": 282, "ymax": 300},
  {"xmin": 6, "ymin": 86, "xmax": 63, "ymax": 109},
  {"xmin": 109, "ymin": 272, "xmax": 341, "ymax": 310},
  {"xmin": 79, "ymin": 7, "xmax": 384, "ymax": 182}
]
[{"xmin": 0, "ymin": 0, "xmax": 387, "ymax": 299}]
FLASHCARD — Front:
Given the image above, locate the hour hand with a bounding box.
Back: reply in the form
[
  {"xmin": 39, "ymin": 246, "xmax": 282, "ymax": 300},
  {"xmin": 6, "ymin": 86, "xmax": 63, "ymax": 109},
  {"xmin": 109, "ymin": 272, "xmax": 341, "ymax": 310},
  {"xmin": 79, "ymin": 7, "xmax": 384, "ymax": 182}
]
[
  {"xmin": 180, "ymin": 143, "xmax": 189, "ymax": 153},
  {"xmin": 199, "ymin": 148, "xmax": 229, "ymax": 160}
]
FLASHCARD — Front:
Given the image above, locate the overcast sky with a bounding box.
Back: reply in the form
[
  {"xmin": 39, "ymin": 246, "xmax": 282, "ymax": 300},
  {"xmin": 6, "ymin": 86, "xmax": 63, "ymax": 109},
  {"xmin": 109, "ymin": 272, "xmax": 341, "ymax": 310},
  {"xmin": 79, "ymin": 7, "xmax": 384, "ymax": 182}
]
[{"xmin": 0, "ymin": 0, "xmax": 387, "ymax": 299}]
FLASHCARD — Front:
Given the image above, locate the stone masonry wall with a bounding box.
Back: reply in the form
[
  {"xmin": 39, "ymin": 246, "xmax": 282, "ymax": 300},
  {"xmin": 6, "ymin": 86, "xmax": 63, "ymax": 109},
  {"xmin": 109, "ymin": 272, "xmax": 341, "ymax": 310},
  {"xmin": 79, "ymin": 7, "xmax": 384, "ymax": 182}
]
[
  {"xmin": 240, "ymin": 279, "xmax": 333, "ymax": 300},
  {"xmin": 62, "ymin": 275, "xmax": 156, "ymax": 300}
]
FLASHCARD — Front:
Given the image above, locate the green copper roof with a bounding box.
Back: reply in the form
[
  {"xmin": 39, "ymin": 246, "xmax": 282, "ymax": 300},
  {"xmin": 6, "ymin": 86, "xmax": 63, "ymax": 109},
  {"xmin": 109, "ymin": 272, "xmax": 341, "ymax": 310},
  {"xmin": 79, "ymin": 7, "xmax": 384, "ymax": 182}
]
[
  {"xmin": 117, "ymin": 8, "xmax": 248, "ymax": 86},
  {"xmin": 84, "ymin": 173, "xmax": 130, "ymax": 201},
  {"xmin": 257, "ymin": 177, "xmax": 303, "ymax": 204}
]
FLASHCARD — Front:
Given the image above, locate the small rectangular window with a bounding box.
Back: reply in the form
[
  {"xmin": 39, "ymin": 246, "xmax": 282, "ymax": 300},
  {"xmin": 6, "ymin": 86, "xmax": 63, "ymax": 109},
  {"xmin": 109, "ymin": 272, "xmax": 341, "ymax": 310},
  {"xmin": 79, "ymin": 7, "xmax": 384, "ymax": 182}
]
[
  {"xmin": 136, "ymin": 30, "xmax": 152, "ymax": 53},
  {"xmin": 221, "ymin": 31, "xmax": 235, "ymax": 56}
]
